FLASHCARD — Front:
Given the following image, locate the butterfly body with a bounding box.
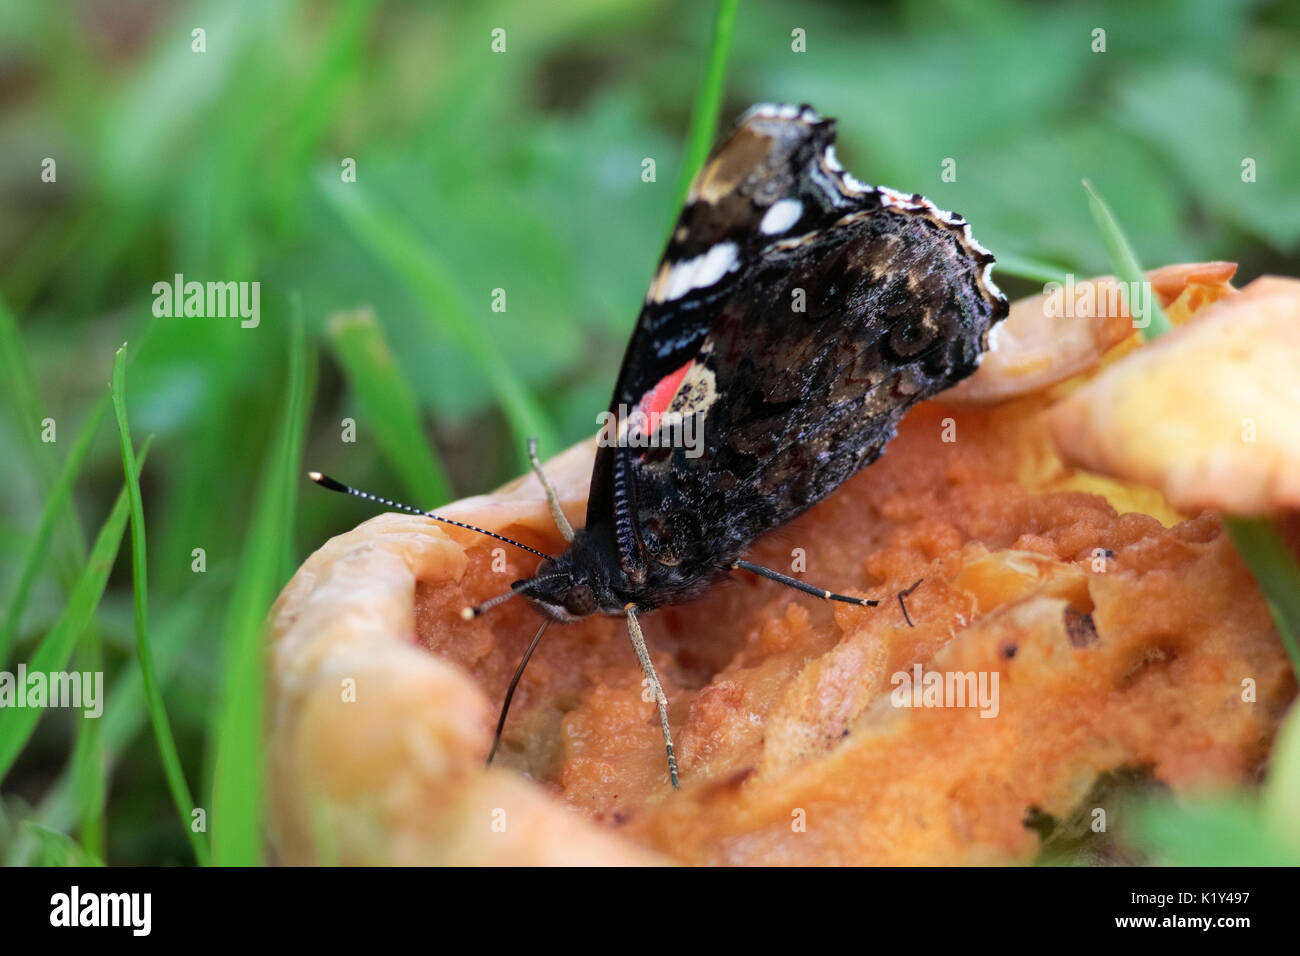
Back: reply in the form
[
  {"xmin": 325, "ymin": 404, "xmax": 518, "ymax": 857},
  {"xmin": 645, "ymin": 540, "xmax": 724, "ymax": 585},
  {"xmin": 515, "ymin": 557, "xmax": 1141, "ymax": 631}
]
[{"xmin": 521, "ymin": 524, "xmax": 726, "ymax": 621}]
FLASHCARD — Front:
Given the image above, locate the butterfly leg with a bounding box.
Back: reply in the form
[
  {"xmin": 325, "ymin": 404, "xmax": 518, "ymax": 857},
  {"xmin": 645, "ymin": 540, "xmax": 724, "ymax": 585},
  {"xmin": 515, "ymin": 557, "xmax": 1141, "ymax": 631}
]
[
  {"xmin": 624, "ymin": 604, "xmax": 680, "ymax": 790},
  {"xmin": 895, "ymin": 577, "xmax": 923, "ymax": 627},
  {"xmin": 732, "ymin": 559, "xmax": 879, "ymax": 607},
  {"xmin": 527, "ymin": 437, "xmax": 574, "ymax": 542},
  {"xmin": 732, "ymin": 559, "xmax": 923, "ymax": 627}
]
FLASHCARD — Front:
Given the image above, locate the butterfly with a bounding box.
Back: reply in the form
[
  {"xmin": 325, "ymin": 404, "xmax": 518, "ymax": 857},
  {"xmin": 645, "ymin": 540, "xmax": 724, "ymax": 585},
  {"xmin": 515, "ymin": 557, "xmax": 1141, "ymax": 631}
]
[{"xmin": 312, "ymin": 103, "xmax": 1008, "ymax": 789}]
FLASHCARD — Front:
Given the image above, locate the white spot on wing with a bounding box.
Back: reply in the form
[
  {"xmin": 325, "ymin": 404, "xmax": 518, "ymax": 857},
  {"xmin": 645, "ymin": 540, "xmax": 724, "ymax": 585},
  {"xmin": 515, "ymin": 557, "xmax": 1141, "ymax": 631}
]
[
  {"xmin": 651, "ymin": 241, "xmax": 739, "ymax": 302},
  {"xmin": 760, "ymin": 199, "xmax": 803, "ymax": 234},
  {"xmin": 740, "ymin": 103, "xmax": 823, "ymax": 126}
]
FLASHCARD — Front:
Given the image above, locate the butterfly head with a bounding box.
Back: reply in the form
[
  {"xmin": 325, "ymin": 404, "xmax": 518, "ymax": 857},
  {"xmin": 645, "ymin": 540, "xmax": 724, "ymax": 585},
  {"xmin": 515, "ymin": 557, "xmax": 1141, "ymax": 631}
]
[{"xmin": 514, "ymin": 534, "xmax": 624, "ymax": 622}]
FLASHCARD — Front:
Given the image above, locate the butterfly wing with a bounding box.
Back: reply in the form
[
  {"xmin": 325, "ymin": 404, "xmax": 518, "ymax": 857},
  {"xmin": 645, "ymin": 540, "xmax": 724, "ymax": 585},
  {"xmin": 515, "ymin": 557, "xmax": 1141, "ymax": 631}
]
[{"xmin": 588, "ymin": 104, "xmax": 1008, "ymax": 586}]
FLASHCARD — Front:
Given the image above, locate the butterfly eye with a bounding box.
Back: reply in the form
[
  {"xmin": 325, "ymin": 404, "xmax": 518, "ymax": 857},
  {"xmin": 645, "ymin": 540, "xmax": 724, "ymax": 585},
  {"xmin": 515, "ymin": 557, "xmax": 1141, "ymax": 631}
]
[{"xmin": 563, "ymin": 585, "xmax": 597, "ymax": 617}]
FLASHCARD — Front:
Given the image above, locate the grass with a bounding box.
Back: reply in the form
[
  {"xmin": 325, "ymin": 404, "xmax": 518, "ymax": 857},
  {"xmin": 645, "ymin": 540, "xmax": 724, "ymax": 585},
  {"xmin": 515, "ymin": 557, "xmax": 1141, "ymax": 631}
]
[
  {"xmin": 68, "ymin": 562, "xmax": 107, "ymax": 861},
  {"xmin": 111, "ymin": 345, "xmax": 210, "ymax": 866},
  {"xmin": 1082, "ymin": 180, "xmax": 1173, "ymax": 338},
  {"xmin": 1, "ymin": 295, "xmax": 161, "ymax": 865},
  {"xmin": 0, "ymin": 439, "xmax": 151, "ymax": 785},
  {"xmin": 0, "ymin": 296, "xmax": 90, "ymax": 597},
  {"xmin": 988, "ymin": 251, "xmax": 1071, "ymax": 287},
  {"xmin": 1223, "ymin": 519, "xmax": 1300, "ymax": 678},
  {"xmin": 0, "ymin": 318, "xmax": 112, "ymax": 859},
  {"xmin": 326, "ymin": 307, "xmax": 453, "ymax": 506},
  {"xmin": 210, "ymin": 309, "xmax": 311, "ymax": 866},
  {"xmin": 1, "ymin": 295, "xmax": 165, "ymax": 861},
  {"xmin": 669, "ymin": 0, "xmax": 740, "ymax": 223},
  {"xmin": 4, "ymin": 597, "xmax": 205, "ymax": 866},
  {"xmin": 1132, "ymin": 797, "xmax": 1300, "ymax": 866},
  {"xmin": 20, "ymin": 822, "xmax": 105, "ymax": 867},
  {"xmin": 319, "ymin": 176, "xmax": 558, "ymax": 465},
  {"xmin": 0, "ymin": 402, "xmax": 106, "ymax": 666}
]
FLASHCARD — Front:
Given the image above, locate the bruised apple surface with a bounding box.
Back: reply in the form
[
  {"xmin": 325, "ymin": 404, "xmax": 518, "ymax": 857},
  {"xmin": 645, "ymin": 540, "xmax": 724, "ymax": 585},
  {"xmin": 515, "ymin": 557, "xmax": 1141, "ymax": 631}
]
[{"xmin": 268, "ymin": 264, "xmax": 1297, "ymax": 865}]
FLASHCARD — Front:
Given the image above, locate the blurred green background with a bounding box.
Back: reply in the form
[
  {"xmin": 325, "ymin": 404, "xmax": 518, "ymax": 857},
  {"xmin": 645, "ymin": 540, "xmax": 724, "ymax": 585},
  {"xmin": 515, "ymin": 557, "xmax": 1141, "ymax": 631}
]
[{"xmin": 1, "ymin": 0, "xmax": 1298, "ymax": 865}]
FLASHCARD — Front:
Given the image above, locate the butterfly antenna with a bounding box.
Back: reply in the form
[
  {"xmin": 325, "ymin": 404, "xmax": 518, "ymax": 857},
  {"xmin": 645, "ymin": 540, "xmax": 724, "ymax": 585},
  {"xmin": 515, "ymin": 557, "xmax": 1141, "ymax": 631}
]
[
  {"xmin": 308, "ymin": 472, "xmax": 551, "ymax": 560},
  {"xmin": 486, "ymin": 618, "xmax": 551, "ymax": 767},
  {"xmin": 460, "ymin": 574, "xmax": 564, "ymax": 620}
]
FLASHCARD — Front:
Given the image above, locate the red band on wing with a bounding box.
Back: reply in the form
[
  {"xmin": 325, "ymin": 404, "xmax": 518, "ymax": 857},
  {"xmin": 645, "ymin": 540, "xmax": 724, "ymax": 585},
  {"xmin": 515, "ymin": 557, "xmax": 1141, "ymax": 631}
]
[{"xmin": 638, "ymin": 359, "xmax": 693, "ymax": 418}]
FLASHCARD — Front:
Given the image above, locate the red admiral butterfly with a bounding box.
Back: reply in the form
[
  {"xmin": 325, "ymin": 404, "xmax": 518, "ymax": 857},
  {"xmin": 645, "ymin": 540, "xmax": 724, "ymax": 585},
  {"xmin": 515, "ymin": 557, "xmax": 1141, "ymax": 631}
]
[{"xmin": 311, "ymin": 103, "xmax": 1008, "ymax": 789}]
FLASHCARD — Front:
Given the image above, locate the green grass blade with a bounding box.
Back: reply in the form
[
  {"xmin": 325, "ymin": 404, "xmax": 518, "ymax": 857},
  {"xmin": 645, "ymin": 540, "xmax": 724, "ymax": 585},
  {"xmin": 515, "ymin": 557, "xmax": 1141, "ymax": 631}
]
[
  {"xmin": 1081, "ymin": 178, "xmax": 1172, "ymax": 339},
  {"xmin": 669, "ymin": 0, "xmax": 740, "ymax": 222},
  {"xmin": 0, "ymin": 439, "xmax": 151, "ymax": 784},
  {"xmin": 111, "ymin": 345, "xmax": 210, "ymax": 867},
  {"xmin": 0, "ymin": 309, "xmax": 110, "ymax": 857},
  {"xmin": 268, "ymin": 0, "xmax": 378, "ymax": 221},
  {"xmin": 211, "ymin": 312, "xmax": 310, "ymax": 865},
  {"xmin": 1131, "ymin": 796, "xmax": 1300, "ymax": 866},
  {"xmin": 19, "ymin": 822, "xmax": 105, "ymax": 867},
  {"xmin": 0, "ymin": 295, "xmax": 89, "ymax": 587},
  {"xmin": 0, "ymin": 401, "xmax": 107, "ymax": 665},
  {"xmin": 989, "ymin": 250, "xmax": 1070, "ymax": 287},
  {"xmin": 0, "ymin": 294, "xmax": 59, "ymax": 480},
  {"xmin": 281, "ymin": 298, "xmax": 318, "ymax": 586},
  {"xmin": 319, "ymin": 178, "xmax": 557, "ymax": 462},
  {"xmin": 326, "ymin": 307, "xmax": 453, "ymax": 505},
  {"xmin": 69, "ymin": 606, "xmax": 106, "ymax": 861},
  {"xmin": 1224, "ymin": 518, "xmax": 1300, "ymax": 676},
  {"xmin": 9, "ymin": 598, "xmax": 204, "ymax": 865},
  {"xmin": 1, "ymin": 294, "xmax": 159, "ymax": 861},
  {"xmin": 1, "ymin": 293, "xmax": 157, "ymax": 587},
  {"xmin": 1083, "ymin": 178, "xmax": 1300, "ymax": 680},
  {"xmin": 310, "ymin": 796, "xmax": 340, "ymax": 867}
]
